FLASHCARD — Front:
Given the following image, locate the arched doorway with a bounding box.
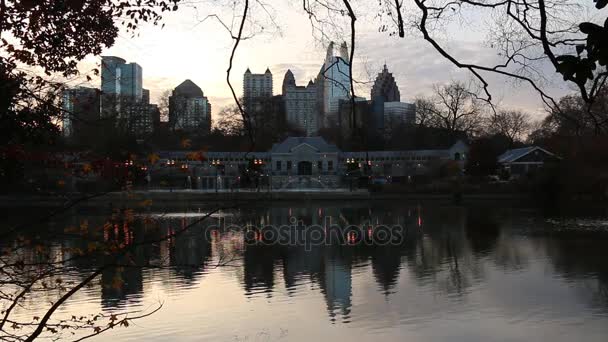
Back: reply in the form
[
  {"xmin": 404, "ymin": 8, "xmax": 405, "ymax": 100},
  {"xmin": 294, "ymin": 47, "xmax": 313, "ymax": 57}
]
[{"xmin": 298, "ymin": 161, "xmax": 312, "ymax": 175}]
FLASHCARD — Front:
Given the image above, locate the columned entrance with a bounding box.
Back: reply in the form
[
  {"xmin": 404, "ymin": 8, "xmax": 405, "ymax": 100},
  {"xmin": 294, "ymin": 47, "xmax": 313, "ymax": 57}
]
[{"xmin": 297, "ymin": 161, "xmax": 312, "ymax": 175}]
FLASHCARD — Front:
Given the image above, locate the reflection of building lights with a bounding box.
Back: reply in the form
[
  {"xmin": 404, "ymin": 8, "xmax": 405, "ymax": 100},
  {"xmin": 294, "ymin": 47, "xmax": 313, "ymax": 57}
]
[{"xmin": 348, "ymin": 231, "xmax": 357, "ymax": 244}]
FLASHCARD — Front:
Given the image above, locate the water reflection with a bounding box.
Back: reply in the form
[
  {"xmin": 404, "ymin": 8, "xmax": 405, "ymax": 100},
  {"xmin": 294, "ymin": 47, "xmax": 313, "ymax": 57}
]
[{"xmin": 5, "ymin": 202, "xmax": 608, "ymax": 340}]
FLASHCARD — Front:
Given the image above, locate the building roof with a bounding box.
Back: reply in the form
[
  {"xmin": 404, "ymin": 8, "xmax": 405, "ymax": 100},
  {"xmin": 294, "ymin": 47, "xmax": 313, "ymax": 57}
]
[
  {"xmin": 270, "ymin": 137, "xmax": 340, "ymax": 153},
  {"xmin": 174, "ymin": 79, "xmax": 204, "ymax": 98},
  {"xmin": 498, "ymin": 146, "xmax": 557, "ymax": 163},
  {"xmin": 101, "ymin": 56, "xmax": 126, "ymax": 64},
  {"xmin": 371, "ymin": 64, "xmax": 400, "ymax": 102}
]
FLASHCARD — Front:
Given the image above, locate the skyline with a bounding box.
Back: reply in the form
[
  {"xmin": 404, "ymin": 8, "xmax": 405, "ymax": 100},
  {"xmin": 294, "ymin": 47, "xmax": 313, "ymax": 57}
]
[{"xmin": 67, "ymin": 2, "xmax": 575, "ymax": 121}]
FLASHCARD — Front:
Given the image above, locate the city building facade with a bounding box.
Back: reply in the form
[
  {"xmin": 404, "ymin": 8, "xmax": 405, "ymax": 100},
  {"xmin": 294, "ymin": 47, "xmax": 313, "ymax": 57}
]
[
  {"xmin": 100, "ymin": 56, "xmax": 143, "ymax": 118},
  {"xmin": 123, "ymin": 103, "xmax": 161, "ymax": 137},
  {"xmin": 61, "ymin": 86, "xmax": 101, "ymax": 140},
  {"xmin": 369, "ymin": 65, "xmax": 416, "ymax": 138},
  {"xmin": 370, "ymin": 64, "xmax": 400, "ymax": 102},
  {"xmin": 383, "ymin": 101, "xmax": 416, "ymax": 137},
  {"xmin": 243, "ymin": 68, "xmax": 273, "ymax": 100},
  {"xmin": 318, "ymin": 42, "xmax": 352, "ymax": 127},
  {"xmin": 282, "ymin": 70, "xmax": 319, "ymax": 136},
  {"xmin": 169, "ymin": 79, "xmax": 211, "ymax": 134},
  {"xmin": 157, "ymin": 137, "xmax": 468, "ymax": 190}
]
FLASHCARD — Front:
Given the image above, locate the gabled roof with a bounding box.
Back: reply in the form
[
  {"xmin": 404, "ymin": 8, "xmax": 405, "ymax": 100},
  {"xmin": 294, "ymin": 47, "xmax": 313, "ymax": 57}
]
[
  {"xmin": 270, "ymin": 137, "xmax": 340, "ymax": 153},
  {"xmin": 498, "ymin": 146, "xmax": 558, "ymax": 163}
]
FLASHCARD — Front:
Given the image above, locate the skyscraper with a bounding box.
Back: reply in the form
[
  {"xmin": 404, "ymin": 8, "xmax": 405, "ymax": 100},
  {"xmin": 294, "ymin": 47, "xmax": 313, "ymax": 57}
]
[
  {"xmin": 169, "ymin": 79, "xmax": 211, "ymax": 134},
  {"xmin": 383, "ymin": 101, "xmax": 416, "ymax": 137},
  {"xmin": 243, "ymin": 68, "xmax": 274, "ymax": 130},
  {"xmin": 369, "ymin": 64, "xmax": 415, "ymax": 138},
  {"xmin": 100, "ymin": 56, "xmax": 143, "ymax": 118},
  {"xmin": 318, "ymin": 41, "xmax": 352, "ymax": 127},
  {"xmin": 282, "ymin": 70, "xmax": 319, "ymax": 136},
  {"xmin": 243, "ymin": 68, "xmax": 273, "ymax": 100},
  {"xmin": 124, "ymin": 103, "xmax": 160, "ymax": 137},
  {"xmin": 61, "ymin": 86, "xmax": 100, "ymax": 141},
  {"xmin": 371, "ymin": 64, "xmax": 400, "ymax": 102},
  {"xmin": 142, "ymin": 88, "xmax": 150, "ymax": 104}
]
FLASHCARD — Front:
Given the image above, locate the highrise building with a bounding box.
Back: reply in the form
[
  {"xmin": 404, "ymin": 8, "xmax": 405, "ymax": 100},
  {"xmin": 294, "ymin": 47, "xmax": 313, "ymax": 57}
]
[
  {"xmin": 61, "ymin": 86, "xmax": 100, "ymax": 141},
  {"xmin": 123, "ymin": 103, "xmax": 160, "ymax": 137},
  {"xmin": 369, "ymin": 64, "xmax": 415, "ymax": 138},
  {"xmin": 169, "ymin": 79, "xmax": 211, "ymax": 134},
  {"xmin": 317, "ymin": 42, "xmax": 351, "ymax": 127},
  {"xmin": 338, "ymin": 97, "xmax": 369, "ymax": 145},
  {"xmin": 370, "ymin": 64, "xmax": 400, "ymax": 102},
  {"xmin": 243, "ymin": 68, "xmax": 274, "ymax": 130},
  {"xmin": 282, "ymin": 70, "xmax": 319, "ymax": 136},
  {"xmin": 383, "ymin": 101, "xmax": 416, "ymax": 133},
  {"xmin": 142, "ymin": 88, "xmax": 150, "ymax": 104},
  {"xmin": 243, "ymin": 68, "xmax": 273, "ymax": 100},
  {"xmin": 100, "ymin": 56, "xmax": 143, "ymax": 118}
]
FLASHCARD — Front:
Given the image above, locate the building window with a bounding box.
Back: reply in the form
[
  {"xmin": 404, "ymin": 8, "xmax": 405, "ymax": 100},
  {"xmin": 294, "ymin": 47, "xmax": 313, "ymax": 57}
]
[
  {"xmin": 276, "ymin": 160, "xmax": 282, "ymax": 171},
  {"xmin": 318, "ymin": 161, "xmax": 323, "ymax": 170},
  {"xmin": 328, "ymin": 161, "xmax": 334, "ymax": 171},
  {"xmin": 287, "ymin": 161, "xmax": 292, "ymax": 171}
]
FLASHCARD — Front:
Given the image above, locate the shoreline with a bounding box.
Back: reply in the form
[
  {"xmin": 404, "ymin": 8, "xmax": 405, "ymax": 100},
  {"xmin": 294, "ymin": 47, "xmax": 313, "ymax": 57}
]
[{"xmin": 0, "ymin": 190, "xmax": 532, "ymax": 207}]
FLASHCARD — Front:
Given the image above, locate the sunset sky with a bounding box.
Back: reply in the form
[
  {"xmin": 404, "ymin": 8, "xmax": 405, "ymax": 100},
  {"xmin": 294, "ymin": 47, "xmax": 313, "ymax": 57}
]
[{"xmin": 72, "ymin": 1, "xmax": 579, "ymax": 121}]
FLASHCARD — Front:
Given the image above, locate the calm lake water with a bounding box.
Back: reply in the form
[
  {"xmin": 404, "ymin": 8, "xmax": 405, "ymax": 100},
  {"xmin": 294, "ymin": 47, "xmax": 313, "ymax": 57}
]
[{"xmin": 3, "ymin": 201, "xmax": 608, "ymax": 341}]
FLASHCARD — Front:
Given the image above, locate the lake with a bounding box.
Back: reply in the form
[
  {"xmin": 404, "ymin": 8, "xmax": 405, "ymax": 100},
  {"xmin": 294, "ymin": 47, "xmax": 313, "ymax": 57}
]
[{"xmin": 2, "ymin": 200, "xmax": 608, "ymax": 341}]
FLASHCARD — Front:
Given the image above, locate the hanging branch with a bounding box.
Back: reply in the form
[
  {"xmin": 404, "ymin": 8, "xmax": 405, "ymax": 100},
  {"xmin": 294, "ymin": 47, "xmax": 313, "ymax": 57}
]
[
  {"xmin": 226, "ymin": 0, "xmax": 255, "ymax": 148},
  {"xmin": 341, "ymin": 0, "xmax": 357, "ymax": 131}
]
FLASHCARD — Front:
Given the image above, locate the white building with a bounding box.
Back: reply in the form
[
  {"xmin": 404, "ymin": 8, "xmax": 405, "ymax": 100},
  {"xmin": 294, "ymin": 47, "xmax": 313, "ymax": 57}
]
[
  {"xmin": 317, "ymin": 42, "xmax": 351, "ymax": 127},
  {"xmin": 243, "ymin": 68, "xmax": 273, "ymax": 99},
  {"xmin": 282, "ymin": 70, "xmax": 319, "ymax": 136}
]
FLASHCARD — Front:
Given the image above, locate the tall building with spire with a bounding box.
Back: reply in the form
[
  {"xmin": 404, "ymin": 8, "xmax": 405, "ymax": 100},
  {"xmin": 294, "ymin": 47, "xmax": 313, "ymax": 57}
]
[
  {"xmin": 369, "ymin": 64, "xmax": 415, "ymax": 138},
  {"xmin": 371, "ymin": 64, "xmax": 400, "ymax": 102},
  {"xmin": 317, "ymin": 41, "xmax": 352, "ymax": 127},
  {"xmin": 282, "ymin": 70, "xmax": 318, "ymax": 136}
]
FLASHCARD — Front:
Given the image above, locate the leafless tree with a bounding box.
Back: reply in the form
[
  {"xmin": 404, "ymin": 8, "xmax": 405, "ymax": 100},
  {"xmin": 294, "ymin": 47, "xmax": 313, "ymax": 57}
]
[
  {"xmin": 389, "ymin": 0, "xmax": 608, "ymax": 131},
  {"xmin": 215, "ymin": 104, "xmax": 246, "ymax": 136},
  {"xmin": 419, "ymin": 81, "xmax": 486, "ymax": 136},
  {"xmin": 414, "ymin": 97, "xmax": 439, "ymax": 128},
  {"xmin": 487, "ymin": 110, "xmax": 532, "ymax": 146}
]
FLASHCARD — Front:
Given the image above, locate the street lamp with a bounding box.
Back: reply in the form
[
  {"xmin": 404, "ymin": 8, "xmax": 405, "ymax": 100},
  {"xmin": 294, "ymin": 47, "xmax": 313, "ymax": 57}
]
[
  {"xmin": 346, "ymin": 157, "xmax": 358, "ymax": 191},
  {"xmin": 211, "ymin": 159, "xmax": 222, "ymax": 192}
]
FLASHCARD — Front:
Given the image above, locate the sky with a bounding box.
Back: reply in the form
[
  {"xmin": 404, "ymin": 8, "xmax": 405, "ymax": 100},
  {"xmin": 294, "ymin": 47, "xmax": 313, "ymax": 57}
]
[{"xmin": 73, "ymin": 0, "xmax": 583, "ymax": 122}]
